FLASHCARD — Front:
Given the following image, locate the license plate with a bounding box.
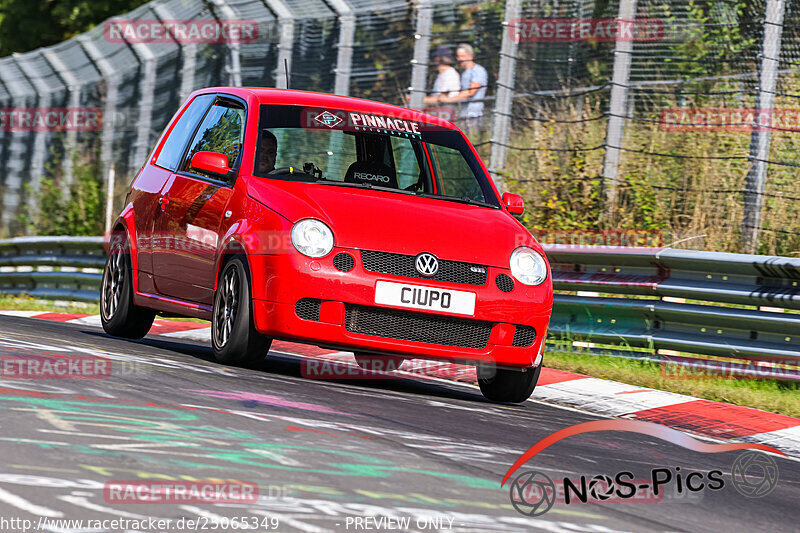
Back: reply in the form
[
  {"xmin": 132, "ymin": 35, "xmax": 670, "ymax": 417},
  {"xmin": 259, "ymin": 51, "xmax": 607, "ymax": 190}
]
[{"xmin": 374, "ymin": 280, "xmax": 476, "ymax": 316}]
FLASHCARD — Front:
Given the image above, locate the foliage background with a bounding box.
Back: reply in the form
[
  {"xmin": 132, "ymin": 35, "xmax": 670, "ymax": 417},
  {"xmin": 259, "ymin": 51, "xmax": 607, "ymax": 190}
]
[{"xmin": 0, "ymin": 0, "xmax": 149, "ymax": 56}]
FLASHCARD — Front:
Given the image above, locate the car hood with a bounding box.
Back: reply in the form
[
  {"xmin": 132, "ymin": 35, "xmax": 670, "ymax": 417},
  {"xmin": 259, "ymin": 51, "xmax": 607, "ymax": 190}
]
[{"xmin": 246, "ymin": 178, "xmax": 540, "ymax": 267}]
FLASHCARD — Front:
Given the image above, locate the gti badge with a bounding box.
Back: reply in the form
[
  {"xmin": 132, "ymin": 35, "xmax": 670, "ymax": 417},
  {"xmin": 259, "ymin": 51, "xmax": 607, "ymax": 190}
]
[{"xmin": 415, "ymin": 253, "xmax": 439, "ymax": 276}]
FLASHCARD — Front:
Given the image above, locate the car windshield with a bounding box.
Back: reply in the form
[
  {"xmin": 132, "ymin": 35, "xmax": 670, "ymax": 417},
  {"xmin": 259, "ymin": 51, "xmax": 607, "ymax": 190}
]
[{"xmin": 253, "ymin": 105, "xmax": 499, "ymax": 208}]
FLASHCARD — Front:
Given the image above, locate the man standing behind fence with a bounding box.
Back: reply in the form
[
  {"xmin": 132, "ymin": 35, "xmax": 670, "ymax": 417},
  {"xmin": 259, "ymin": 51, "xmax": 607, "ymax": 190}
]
[
  {"xmin": 439, "ymin": 43, "xmax": 488, "ymax": 134},
  {"xmin": 423, "ymin": 46, "xmax": 461, "ymax": 105}
]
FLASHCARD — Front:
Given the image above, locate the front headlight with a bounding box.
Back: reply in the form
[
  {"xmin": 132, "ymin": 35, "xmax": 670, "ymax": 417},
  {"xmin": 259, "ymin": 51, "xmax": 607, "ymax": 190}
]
[
  {"xmin": 291, "ymin": 219, "xmax": 334, "ymax": 258},
  {"xmin": 510, "ymin": 247, "xmax": 547, "ymax": 286}
]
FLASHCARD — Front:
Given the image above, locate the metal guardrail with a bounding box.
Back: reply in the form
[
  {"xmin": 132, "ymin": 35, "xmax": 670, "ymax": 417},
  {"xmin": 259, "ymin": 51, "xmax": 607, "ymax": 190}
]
[
  {"xmin": 1, "ymin": 237, "xmax": 799, "ymax": 365},
  {"xmin": 0, "ymin": 236, "xmax": 104, "ymax": 301},
  {"xmin": 544, "ymin": 245, "xmax": 800, "ymax": 362}
]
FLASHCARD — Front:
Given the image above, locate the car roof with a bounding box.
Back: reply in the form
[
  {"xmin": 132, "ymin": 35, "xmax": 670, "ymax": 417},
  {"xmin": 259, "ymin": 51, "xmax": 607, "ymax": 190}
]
[{"xmin": 190, "ymin": 87, "xmax": 460, "ymax": 130}]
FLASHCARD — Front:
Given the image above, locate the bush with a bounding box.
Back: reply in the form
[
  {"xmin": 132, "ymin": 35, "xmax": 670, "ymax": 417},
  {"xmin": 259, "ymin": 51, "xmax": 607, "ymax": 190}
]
[
  {"xmin": 19, "ymin": 153, "xmax": 105, "ymax": 236},
  {"xmin": 502, "ymin": 94, "xmax": 800, "ymax": 256}
]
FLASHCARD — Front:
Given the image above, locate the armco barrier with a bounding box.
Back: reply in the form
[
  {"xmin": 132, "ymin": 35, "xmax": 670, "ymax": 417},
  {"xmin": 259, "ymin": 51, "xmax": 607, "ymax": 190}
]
[
  {"xmin": 545, "ymin": 245, "xmax": 800, "ymax": 362},
  {"xmin": 0, "ymin": 236, "xmax": 104, "ymax": 301},
  {"xmin": 1, "ymin": 237, "xmax": 799, "ymax": 364}
]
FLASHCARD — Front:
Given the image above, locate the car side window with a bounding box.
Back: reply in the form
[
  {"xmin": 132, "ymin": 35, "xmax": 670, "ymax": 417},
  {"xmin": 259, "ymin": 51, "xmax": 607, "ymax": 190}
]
[
  {"xmin": 155, "ymin": 94, "xmax": 214, "ymax": 171},
  {"xmin": 184, "ymin": 102, "xmax": 246, "ymax": 179},
  {"xmin": 427, "ymin": 144, "xmax": 486, "ymax": 202},
  {"xmin": 390, "ymin": 136, "xmax": 425, "ymax": 190}
]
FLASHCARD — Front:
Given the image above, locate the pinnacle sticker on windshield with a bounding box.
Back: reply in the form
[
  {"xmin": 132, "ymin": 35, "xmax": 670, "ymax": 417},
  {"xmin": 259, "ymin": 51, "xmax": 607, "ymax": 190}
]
[{"xmin": 302, "ymin": 108, "xmax": 425, "ymax": 139}]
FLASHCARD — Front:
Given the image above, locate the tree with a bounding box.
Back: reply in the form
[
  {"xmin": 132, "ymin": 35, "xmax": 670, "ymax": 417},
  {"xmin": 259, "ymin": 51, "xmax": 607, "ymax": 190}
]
[{"xmin": 0, "ymin": 0, "xmax": 148, "ymax": 56}]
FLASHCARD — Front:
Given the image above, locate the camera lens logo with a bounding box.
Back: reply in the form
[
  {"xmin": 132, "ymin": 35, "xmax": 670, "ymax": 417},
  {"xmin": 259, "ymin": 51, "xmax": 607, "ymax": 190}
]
[
  {"xmin": 731, "ymin": 451, "xmax": 779, "ymax": 498},
  {"xmin": 509, "ymin": 471, "xmax": 556, "ymax": 516},
  {"xmin": 587, "ymin": 474, "xmax": 615, "ymax": 501}
]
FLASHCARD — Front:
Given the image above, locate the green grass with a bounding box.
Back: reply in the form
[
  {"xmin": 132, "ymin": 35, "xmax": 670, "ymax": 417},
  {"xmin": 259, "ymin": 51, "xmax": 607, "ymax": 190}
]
[
  {"xmin": 544, "ymin": 349, "xmax": 800, "ymax": 418},
  {"xmin": 0, "ymin": 294, "xmax": 100, "ymax": 313},
  {"xmin": 0, "ymin": 294, "xmax": 208, "ymax": 323}
]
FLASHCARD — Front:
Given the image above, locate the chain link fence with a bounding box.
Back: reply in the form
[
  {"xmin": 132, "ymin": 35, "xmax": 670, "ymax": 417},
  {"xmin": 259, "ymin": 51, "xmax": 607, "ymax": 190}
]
[{"xmin": 0, "ymin": 0, "xmax": 797, "ymax": 255}]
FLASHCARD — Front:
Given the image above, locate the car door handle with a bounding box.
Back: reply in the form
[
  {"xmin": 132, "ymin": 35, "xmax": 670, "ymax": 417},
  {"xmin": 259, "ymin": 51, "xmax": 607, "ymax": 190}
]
[{"xmin": 158, "ymin": 196, "xmax": 170, "ymax": 210}]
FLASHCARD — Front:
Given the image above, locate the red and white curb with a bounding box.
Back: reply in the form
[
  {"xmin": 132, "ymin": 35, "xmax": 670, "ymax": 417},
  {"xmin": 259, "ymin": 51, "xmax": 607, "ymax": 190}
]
[{"xmin": 4, "ymin": 310, "xmax": 800, "ymax": 457}]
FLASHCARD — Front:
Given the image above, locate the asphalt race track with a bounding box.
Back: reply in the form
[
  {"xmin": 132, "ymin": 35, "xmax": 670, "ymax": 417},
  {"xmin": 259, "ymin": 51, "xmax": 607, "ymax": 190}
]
[{"xmin": 0, "ymin": 315, "xmax": 797, "ymax": 533}]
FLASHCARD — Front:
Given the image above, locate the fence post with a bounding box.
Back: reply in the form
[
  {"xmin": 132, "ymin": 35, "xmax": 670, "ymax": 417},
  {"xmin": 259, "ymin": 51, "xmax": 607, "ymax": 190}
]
[
  {"xmin": 12, "ymin": 54, "xmax": 51, "ymax": 207},
  {"xmin": 263, "ymin": 0, "xmax": 295, "ymax": 89},
  {"xmin": 77, "ymin": 35, "xmax": 120, "ymax": 202},
  {"xmin": 42, "ymin": 49, "xmax": 83, "ymax": 187},
  {"xmin": 0, "ymin": 77, "xmax": 7, "ymax": 223},
  {"xmin": 210, "ymin": 0, "xmax": 243, "ymax": 86},
  {"xmin": 151, "ymin": 3, "xmax": 196, "ymax": 102},
  {"xmin": 326, "ymin": 0, "xmax": 355, "ymax": 96},
  {"xmin": 408, "ymin": 0, "xmax": 433, "ymax": 110},
  {"xmin": 178, "ymin": 42, "xmax": 198, "ymax": 101},
  {"xmin": 128, "ymin": 42, "xmax": 157, "ymax": 173},
  {"xmin": 488, "ymin": 0, "xmax": 522, "ymax": 193},
  {"xmin": 0, "ymin": 60, "xmax": 34, "ymax": 232},
  {"xmin": 742, "ymin": 0, "xmax": 786, "ymax": 254},
  {"xmin": 104, "ymin": 164, "xmax": 116, "ymax": 234},
  {"xmin": 601, "ymin": 0, "xmax": 638, "ymax": 219}
]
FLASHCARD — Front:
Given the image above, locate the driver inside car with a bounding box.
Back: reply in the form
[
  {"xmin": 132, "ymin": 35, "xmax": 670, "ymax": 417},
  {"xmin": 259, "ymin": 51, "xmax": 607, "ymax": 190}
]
[{"xmin": 256, "ymin": 129, "xmax": 278, "ymax": 174}]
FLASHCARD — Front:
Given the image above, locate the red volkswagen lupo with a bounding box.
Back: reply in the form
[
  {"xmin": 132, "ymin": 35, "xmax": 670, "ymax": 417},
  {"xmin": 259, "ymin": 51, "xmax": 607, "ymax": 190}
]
[{"xmin": 101, "ymin": 87, "xmax": 552, "ymax": 402}]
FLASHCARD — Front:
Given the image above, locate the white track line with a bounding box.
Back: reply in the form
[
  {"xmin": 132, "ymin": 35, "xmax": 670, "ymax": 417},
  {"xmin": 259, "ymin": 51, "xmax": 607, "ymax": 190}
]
[
  {"xmin": 65, "ymin": 316, "xmax": 102, "ymax": 327},
  {"xmin": 0, "ymin": 485, "xmax": 64, "ymax": 517},
  {"xmin": 0, "ymin": 310, "xmax": 42, "ymax": 318},
  {"xmin": 535, "ymin": 377, "xmax": 697, "ymax": 416},
  {"xmin": 161, "ymin": 327, "xmax": 212, "ymax": 341}
]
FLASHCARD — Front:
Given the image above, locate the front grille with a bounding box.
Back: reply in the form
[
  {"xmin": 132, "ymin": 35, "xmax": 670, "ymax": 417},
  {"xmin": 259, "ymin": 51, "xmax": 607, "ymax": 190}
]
[
  {"xmin": 496, "ymin": 274, "xmax": 514, "ymax": 292},
  {"xmin": 344, "ymin": 304, "xmax": 493, "ymax": 349},
  {"xmin": 333, "ymin": 252, "xmax": 355, "ymax": 272},
  {"xmin": 512, "ymin": 325, "xmax": 536, "ymax": 347},
  {"xmin": 295, "ymin": 298, "xmax": 321, "ymax": 321},
  {"xmin": 360, "ymin": 250, "xmax": 487, "ymax": 285}
]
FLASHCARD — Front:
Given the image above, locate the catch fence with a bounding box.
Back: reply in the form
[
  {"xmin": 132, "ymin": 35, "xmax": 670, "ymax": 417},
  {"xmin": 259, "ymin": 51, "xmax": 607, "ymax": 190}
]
[{"xmin": 0, "ymin": 0, "xmax": 798, "ymax": 255}]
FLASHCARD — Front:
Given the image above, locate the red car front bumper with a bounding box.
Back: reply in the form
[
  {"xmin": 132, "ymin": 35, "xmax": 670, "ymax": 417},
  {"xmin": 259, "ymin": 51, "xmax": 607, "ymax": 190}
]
[{"xmin": 248, "ymin": 248, "xmax": 552, "ymax": 368}]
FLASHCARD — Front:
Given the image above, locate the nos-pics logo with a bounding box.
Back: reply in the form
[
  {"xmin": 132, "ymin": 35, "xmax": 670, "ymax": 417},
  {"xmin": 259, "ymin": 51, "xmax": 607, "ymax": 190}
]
[{"xmin": 503, "ymin": 420, "xmax": 782, "ymax": 516}]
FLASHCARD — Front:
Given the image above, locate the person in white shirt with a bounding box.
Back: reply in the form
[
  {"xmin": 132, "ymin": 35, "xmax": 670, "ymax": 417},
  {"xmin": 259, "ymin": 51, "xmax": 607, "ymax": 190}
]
[
  {"xmin": 438, "ymin": 43, "xmax": 488, "ymax": 133},
  {"xmin": 424, "ymin": 46, "xmax": 461, "ymax": 104}
]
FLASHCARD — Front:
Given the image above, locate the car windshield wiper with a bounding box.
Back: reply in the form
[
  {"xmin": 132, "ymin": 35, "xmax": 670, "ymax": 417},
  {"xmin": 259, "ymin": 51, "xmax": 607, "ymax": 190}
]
[
  {"xmin": 415, "ymin": 193, "xmax": 499, "ymax": 209},
  {"xmin": 314, "ymin": 179, "xmax": 372, "ymax": 189},
  {"xmin": 313, "ymin": 180, "xmax": 418, "ymax": 196},
  {"xmin": 301, "ymin": 180, "xmax": 496, "ymax": 207}
]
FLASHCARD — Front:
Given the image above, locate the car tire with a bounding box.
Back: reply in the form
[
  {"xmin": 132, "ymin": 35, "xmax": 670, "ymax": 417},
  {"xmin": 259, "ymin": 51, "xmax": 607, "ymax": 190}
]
[
  {"xmin": 100, "ymin": 232, "xmax": 156, "ymax": 339},
  {"xmin": 212, "ymin": 255, "xmax": 272, "ymax": 367},
  {"xmin": 478, "ymin": 364, "xmax": 542, "ymax": 403},
  {"xmin": 354, "ymin": 353, "xmax": 405, "ymax": 372}
]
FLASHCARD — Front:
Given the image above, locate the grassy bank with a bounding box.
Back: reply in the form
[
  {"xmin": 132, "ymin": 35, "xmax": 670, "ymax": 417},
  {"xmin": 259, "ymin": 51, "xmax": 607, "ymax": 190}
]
[
  {"xmin": 0, "ymin": 295, "xmax": 207, "ymax": 323},
  {"xmin": 545, "ymin": 349, "xmax": 800, "ymax": 418},
  {"xmin": 0, "ymin": 294, "xmax": 99, "ymax": 313},
  {"xmin": 501, "ymin": 93, "xmax": 800, "ymax": 256}
]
